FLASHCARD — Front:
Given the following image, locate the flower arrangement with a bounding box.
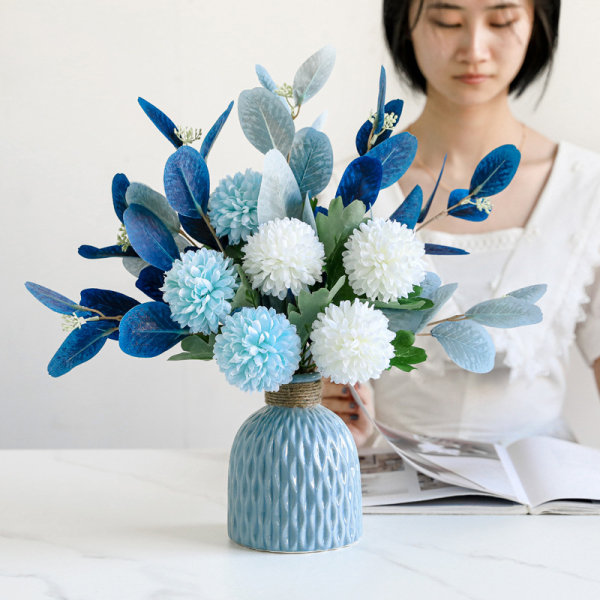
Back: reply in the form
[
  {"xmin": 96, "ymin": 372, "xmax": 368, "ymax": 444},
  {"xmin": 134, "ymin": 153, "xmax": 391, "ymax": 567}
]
[{"xmin": 26, "ymin": 46, "xmax": 545, "ymax": 390}]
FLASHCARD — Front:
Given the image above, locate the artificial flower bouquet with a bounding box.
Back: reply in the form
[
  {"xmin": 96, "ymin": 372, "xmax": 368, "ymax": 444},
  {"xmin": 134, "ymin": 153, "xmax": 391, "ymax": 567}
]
[{"xmin": 26, "ymin": 46, "xmax": 545, "ymax": 391}]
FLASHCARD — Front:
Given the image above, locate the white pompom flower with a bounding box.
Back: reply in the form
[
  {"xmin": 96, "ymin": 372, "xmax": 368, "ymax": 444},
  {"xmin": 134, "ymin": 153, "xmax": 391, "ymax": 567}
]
[
  {"xmin": 342, "ymin": 218, "xmax": 426, "ymax": 302},
  {"xmin": 242, "ymin": 217, "xmax": 325, "ymax": 300},
  {"xmin": 310, "ymin": 299, "xmax": 395, "ymax": 385}
]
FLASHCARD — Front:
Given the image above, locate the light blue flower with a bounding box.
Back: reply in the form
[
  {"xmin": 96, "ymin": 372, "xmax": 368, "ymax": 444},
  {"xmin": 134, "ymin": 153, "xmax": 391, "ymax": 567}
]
[
  {"xmin": 214, "ymin": 306, "xmax": 301, "ymax": 392},
  {"xmin": 161, "ymin": 249, "xmax": 238, "ymax": 334},
  {"xmin": 207, "ymin": 169, "xmax": 262, "ymax": 244}
]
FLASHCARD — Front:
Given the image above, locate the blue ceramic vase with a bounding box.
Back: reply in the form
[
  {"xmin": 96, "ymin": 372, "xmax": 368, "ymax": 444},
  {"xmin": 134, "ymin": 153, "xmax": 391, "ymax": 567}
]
[{"xmin": 227, "ymin": 373, "xmax": 362, "ymax": 553}]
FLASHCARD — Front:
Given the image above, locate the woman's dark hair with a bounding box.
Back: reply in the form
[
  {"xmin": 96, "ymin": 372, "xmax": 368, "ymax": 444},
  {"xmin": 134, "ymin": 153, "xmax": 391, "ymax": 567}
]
[{"xmin": 383, "ymin": 0, "xmax": 560, "ymax": 97}]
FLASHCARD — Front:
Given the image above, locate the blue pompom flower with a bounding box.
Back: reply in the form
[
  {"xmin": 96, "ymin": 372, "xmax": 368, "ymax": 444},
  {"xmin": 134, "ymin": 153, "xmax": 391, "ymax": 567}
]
[
  {"xmin": 214, "ymin": 306, "xmax": 301, "ymax": 392},
  {"xmin": 161, "ymin": 248, "xmax": 238, "ymax": 334},
  {"xmin": 207, "ymin": 169, "xmax": 261, "ymax": 244}
]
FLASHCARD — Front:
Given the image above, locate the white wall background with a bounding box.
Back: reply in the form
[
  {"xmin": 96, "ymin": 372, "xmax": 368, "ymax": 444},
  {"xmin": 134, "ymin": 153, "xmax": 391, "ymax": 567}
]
[{"xmin": 2, "ymin": 0, "xmax": 599, "ymax": 449}]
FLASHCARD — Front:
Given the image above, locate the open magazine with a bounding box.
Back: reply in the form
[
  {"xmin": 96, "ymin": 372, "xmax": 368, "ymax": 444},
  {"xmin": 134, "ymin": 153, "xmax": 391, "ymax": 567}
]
[{"xmin": 349, "ymin": 388, "xmax": 600, "ymax": 515}]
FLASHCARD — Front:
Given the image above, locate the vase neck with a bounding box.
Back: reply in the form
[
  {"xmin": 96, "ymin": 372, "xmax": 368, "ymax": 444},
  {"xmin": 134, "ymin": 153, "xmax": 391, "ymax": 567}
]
[{"xmin": 265, "ymin": 379, "xmax": 322, "ymax": 408}]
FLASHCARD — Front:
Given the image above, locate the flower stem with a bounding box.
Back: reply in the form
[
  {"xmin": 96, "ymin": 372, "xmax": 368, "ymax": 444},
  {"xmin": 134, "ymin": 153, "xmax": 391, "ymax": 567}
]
[
  {"xmin": 415, "ymin": 196, "xmax": 473, "ymax": 232},
  {"xmin": 426, "ymin": 314, "xmax": 467, "ymax": 327},
  {"xmin": 179, "ymin": 228, "xmax": 201, "ymax": 248}
]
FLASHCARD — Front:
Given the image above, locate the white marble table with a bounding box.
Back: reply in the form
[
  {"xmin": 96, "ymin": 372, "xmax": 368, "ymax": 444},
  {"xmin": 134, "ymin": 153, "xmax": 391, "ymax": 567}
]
[{"xmin": 1, "ymin": 450, "xmax": 599, "ymax": 600}]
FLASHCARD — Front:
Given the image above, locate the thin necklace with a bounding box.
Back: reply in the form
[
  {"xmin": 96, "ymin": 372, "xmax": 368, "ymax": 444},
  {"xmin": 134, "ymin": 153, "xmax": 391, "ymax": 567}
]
[{"xmin": 409, "ymin": 122, "xmax": 527, "ymax": 194}]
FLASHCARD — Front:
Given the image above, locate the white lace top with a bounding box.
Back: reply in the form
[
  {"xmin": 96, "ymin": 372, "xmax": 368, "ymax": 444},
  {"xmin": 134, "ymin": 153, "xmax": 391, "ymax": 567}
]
[{"xmin": 340, "ymin": 141, "xmax": 600, "ymax": 444}]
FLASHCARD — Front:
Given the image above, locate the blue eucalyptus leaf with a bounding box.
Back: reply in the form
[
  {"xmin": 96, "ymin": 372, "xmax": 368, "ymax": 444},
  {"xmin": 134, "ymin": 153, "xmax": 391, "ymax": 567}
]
[
  {"xmin": 424, "ymin": 243, "xmax": 469, "ymax": 255},
  {"xmin": 112, "ymin": 173, "xmax": 130, "ymax": 222},
  {"xmin": 335, "ymin": 155, "xmax": 383, "ymax": 210},
  {"xmin": 25, "ymin": 282, "xmax": 81, "ymax": 315},
  {"xmin": 78, "ymin": 244, "xmax": 137, "ymax": 259},
  {"xmin": 125, "ymin": 182, "xmax": 180, "ymax": 233},
  {"xmin": 469, "ymin": 144, "xmax": 521, "ymax": 198},
  {"xmin": 119, "ymin": 302, "xmax": 188, "ymax": 358},
  {"xmin": 163, "ymin": 145, "xmax": 210, "ymax": 219},
  {"xmin": 48, "ymin": 320, "xmax": 118, "ymax": 377},
  {"xmin": 238, "ymin": 87, "xmax": 295, "ymax": 156},
  {"xmin": 390, "ymin": 185, "xmax": 423, "ymax": 229},
  {"xmin": 292, "ymin": 45, "xmax": 336, "ymax": 105},
  {"xmin": 257, "ymin": 149, "xmax": 303, "ymax": 223},
  {"xmin": 465, "ymin": 296, "xmax": 542, "ymax": 328},
  {"xmin": 289, "ymin": 127, "xmax": 333, "ymax": 199},
  {"xmin": 200, "ymin": 100, "xmax": 234, "ymax": 160},
  {"xmin": 418, "ymin": 154, "xmax": 446, "ymax": 223},
  {"xmin": 136, "ymin": 266, "xmax": 166, "ymax": 303},
  {"xmin": 374, "ymin": 66, "xmax": 386, "ymax": 135},
  {"xmin": 314, "ymin": 206, "xmax": 328, "ymax": 217},
  {"xmin": 355, "ymin": 99, "xmax": 404, "ymax": 156},
  {"xmin": 431, "ymin": 320, "xmax": 495, "ymax": 373},
  {"xmin": 137, "ymin": 97, "xmax": 182, "ymax": 149},
  {"xmin": 507, "ymin": 284, "xmax": 547, "ymax": 304},
  {"xmin": 79, "ymin": 288, "xmax": 140, "ymax": 341},
  {"xmin": 366, "ymin": 132, "xmax": 417, "ymax": 188},
  {"xmin": 123, "ymin": 204, "xmax": 180, "ymax": 271},
  {"xmin": 179, "ymin": 214, "xmax": 227, "ymax": 250},
  {"xmin": 447, "ymin": 188, "xmax": 489, "ymax": 222}
]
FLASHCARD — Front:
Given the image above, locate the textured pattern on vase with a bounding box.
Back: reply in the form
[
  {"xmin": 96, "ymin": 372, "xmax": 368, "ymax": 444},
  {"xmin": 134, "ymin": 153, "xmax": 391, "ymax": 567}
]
[{"xmin": 228, "ymin": 404, "xmax": 362, "ymax": 552}]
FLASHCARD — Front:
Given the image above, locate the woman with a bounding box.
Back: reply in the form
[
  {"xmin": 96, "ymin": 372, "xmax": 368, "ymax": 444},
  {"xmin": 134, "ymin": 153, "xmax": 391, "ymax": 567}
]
[{"xmin": 323, "ymin": 0, "xmax": 600, "ymax": 447}]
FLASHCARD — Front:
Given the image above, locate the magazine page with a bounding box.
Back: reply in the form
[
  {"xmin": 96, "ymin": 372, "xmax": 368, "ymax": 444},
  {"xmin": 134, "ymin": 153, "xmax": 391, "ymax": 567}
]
[
  {"xmin": 349, "ymin": 387, "xmax": 520, "ymax": 501},
  {"xmin": 506, "ymin": 436, "xmax": 600, "ymax": 510},
  {"xmin": 359, "ymin": 450, "xmax": 526, "ymax": 514},
  {"xmin": 359, "ymin": 449, "xmax": 494, "ymax": 506}
]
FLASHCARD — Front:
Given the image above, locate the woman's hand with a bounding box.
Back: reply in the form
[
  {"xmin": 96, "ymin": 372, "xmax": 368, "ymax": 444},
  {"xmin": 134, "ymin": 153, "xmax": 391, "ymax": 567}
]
[{"xmin": 321, "ymin": 378, "xmax": 375, "ymax": 448}]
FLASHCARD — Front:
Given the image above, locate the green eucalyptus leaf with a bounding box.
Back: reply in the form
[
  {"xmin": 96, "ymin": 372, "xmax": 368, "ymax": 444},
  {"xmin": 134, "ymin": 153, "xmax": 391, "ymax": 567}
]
[
  {"xmin": 231, "ymin": 265, "xmax": 259, "ymax": 310},
  {"xmin": 181, "ymin": 334, "xmax": 215, "ymax": 355},
  {"xmin": 287, "ymin": 276, "xmax": 345, "ymax": 345},
  {"xmin": 168, "ymin": 351, "xmax": 213, "ymax": 361}
]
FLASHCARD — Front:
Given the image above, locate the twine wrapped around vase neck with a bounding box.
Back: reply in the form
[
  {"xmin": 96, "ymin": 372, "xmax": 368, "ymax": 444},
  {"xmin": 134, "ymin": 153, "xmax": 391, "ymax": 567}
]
[{"xmin": 265, "ymin": 379, "xmax": 322, "ymax": 408}]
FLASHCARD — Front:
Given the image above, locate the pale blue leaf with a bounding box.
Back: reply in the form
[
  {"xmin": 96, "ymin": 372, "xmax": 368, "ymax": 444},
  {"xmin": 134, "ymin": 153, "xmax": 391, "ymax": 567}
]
[
  {"xmin": 289, "ymin": 127, "xmax": 333, "ymax": 199},
  {"xmin": 390, "ymin": 185, "xmax": 422, "ymax": 229},
  {"xmin": 137, "ymin": 97, "xmax": 182, "ymax": 149},
  {"xmin": 301, "ymin": 193, "xmax": 317, "ymax": 233},
  {"xmin": 293, "ymin": 45, "xmax": 336, "ymax": 105},
  {"xmin": 200, "ymin": 100, "xmax": 234, "ymax": 160},
  {"xmin": 507, "ymin": 284, "xmax": 547, "ymax": 304},
  {"xmin": 48, "ymin": 320, "xmax": 117, "ymax": 377},
  {"xmin": 119, "ymin": 302, "xmax": 188, "ymax": 358},
  {"xmin": 420, "ymin": 271, "xmax": 442, "ymax": 298},
  {"xmin": 238, "ymin": 87, "xmax": 295, "ymax": 156},
  {"xmin": 415, "ymin": 283, "xmax": 459, "ymax": 333},
  {"xmin": 257, "ymin": 149, "xmax": 303, "ymax": 224},
  {"xmin": 366, "ymin": 132, "xmax": 417, "ymax": 188},
  {"xmin": 431, "ymin": 320, "xmax": 495, "ymax": 373},
  {"xmin": 335, "ymin": 156, "xmax": 382, "ymax": 210},
  {"xmin": 25, "ymin": 282, "xmax": 81, "ymax": 315},
  {"xmin": 163, "ymin": 145, "xmax": 210, "ymax": 219},
  {"xmin": 255, "ymin": 64, "xmax": 290, "ymax": 112},
  {"xmin": 256, "ymin": 64, "xmax": 278, "ymax": 92},
  {"xmin": 126, "ymin": 182, "xmax": 180, "ymax": 233},
  {"xmin": 311, "ymin": 111, "xmax": 328, "ymax": 131},
  {"xmin": 374, "ymin": 66, "xmax": 386, "ymax": 135},
  {"xmin": 465, "ymin": 296, "xmax": 543, "ymax": 328},
  {"xmin": 469, "ymin": 144, "xmax": 521, "ymax": 198},
  {"xmin": 123, "ymin": 204, "xmax": 179, "ymax": 271}
]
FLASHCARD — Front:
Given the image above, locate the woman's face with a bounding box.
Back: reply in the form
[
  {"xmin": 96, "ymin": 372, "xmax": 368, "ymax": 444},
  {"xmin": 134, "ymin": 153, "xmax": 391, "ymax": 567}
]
[{"xmin": 409, "ymin": 0, "xmax": 535, "ymax": 106}]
